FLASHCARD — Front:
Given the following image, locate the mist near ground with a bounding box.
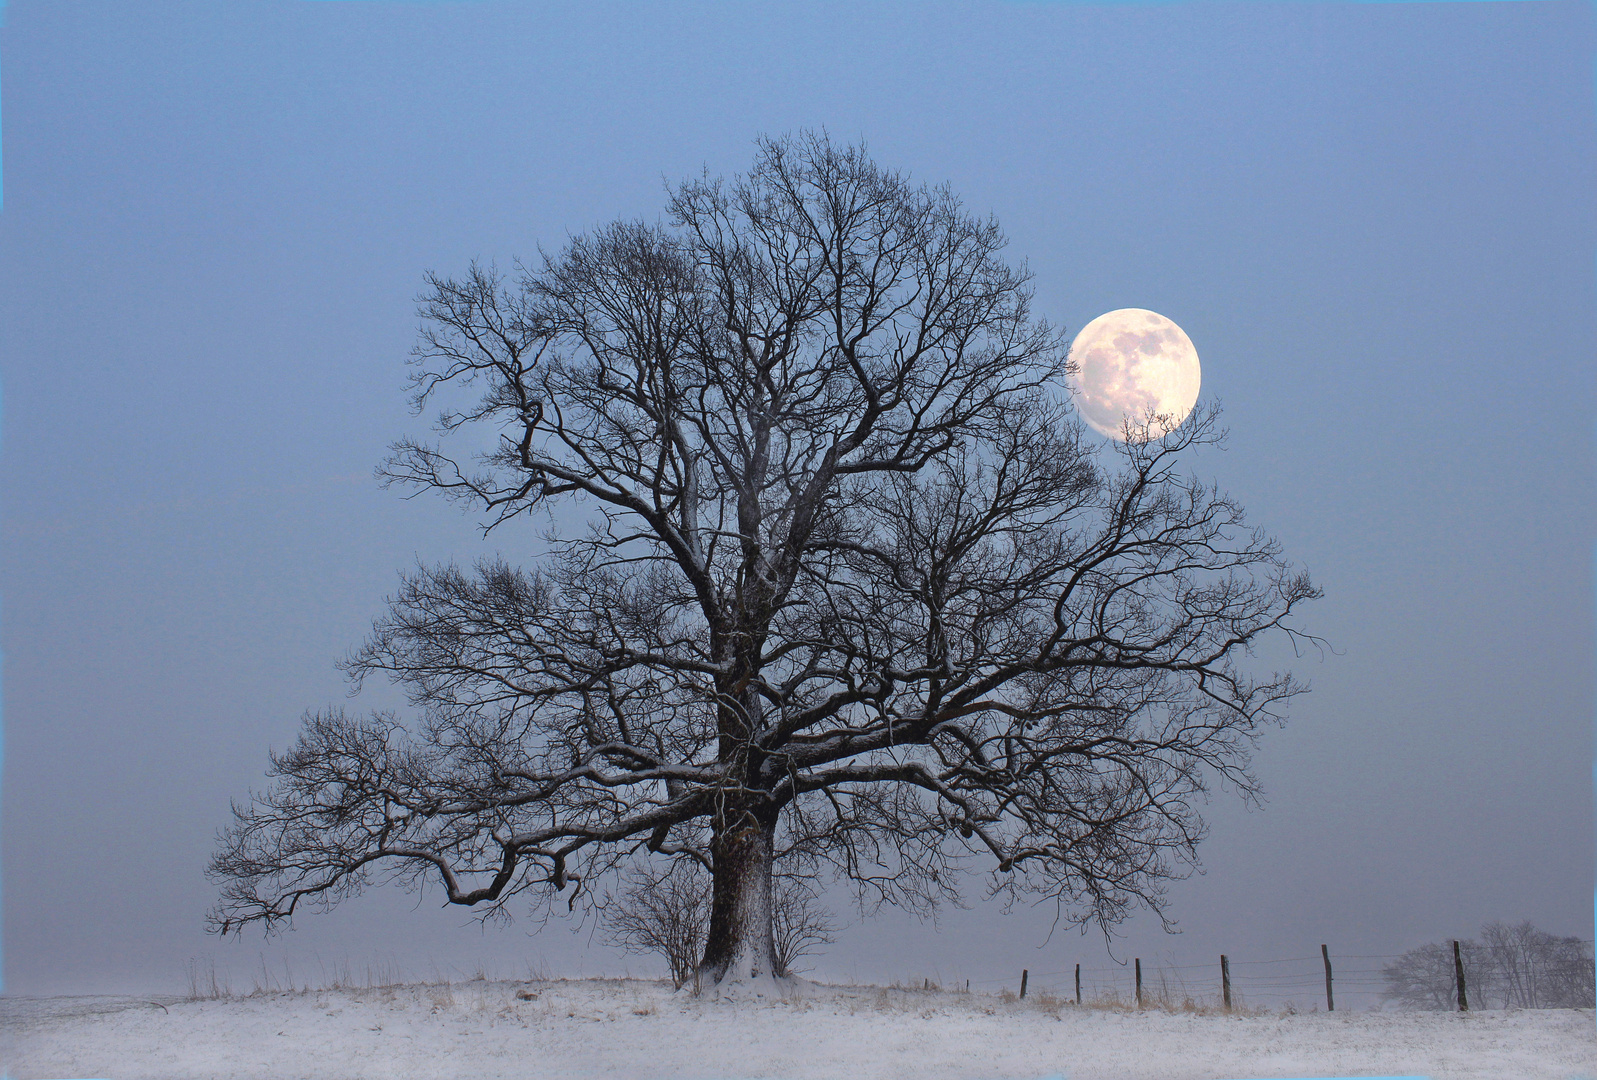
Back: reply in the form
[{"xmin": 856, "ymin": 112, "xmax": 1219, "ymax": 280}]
[{"xmin": 1, "ymin": 1, "xmax": 1593, "ymax": 1010}]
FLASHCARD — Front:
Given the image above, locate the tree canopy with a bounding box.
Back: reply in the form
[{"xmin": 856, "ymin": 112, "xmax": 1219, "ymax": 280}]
[{"xmin": 210, "ymin": 133, "xmax": 1319, "ymax": 988}]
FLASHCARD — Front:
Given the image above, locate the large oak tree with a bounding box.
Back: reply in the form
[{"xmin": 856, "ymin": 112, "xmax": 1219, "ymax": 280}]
[{"xmin": 210, "ymin": 134, "xmax": 1319, "ymax": 990}]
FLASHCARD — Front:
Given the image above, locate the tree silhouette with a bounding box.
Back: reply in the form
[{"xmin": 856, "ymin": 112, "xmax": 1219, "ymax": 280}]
[{"xmin": 209, "ymin": 133, "xmax": 1319, "ymax": 990}]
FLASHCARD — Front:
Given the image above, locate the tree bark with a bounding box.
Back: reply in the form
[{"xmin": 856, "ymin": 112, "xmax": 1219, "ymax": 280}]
[{"xmin": 698, "ymin": 804, "xmax": 779, "ymax": 985}]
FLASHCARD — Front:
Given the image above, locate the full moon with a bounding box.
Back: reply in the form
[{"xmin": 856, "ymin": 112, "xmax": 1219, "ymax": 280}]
[{"xmin": 1067, "ymin": 308, "xmax": 1201, "ymax": 441}]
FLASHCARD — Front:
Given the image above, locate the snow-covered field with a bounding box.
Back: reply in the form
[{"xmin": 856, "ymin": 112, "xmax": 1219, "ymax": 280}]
[{"xmin": 4, "ymin": 977, "xmax": 1596, "ymax": 1080}]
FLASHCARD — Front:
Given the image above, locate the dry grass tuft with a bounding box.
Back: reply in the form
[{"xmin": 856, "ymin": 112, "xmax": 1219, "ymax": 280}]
[
  {"xmin": 1058, "ymin": 984, "xmax": 1260, "ymax": 1017},
  {"xmin": 184, "ymin": 958, "xmax": 232, "ymax": 1001}
]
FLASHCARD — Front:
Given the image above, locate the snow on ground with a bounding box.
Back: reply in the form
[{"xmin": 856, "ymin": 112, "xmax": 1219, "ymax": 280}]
[{"xmin": 3, "ymin": 977, "xmax": 1596, "ymax": 1080}]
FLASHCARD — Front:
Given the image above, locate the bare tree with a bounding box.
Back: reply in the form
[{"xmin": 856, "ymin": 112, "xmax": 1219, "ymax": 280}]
[
  {"xmin": 1379, "ymin": 940, "xmax": 1489, "ymax": 1011},
  {"xmin": 603, "ymin": 860, "xmax": 708, "ymax": 989},
  {"xmin": 604, "ymin": 860, "xmax": 835, "ymax": 985},
  {"xmin": 209, "ymin": 133, "xmax": 1319, "ymax": 991},
  {"xmin": 1479, "ymin": 921, "xmax": 1596, "ymax": 1009},
  {"xmin": 770, "ymin": 875, "xmax": 838, "ymax": 976},
  {"xmin": 1382, "ymin": 922, "xmax": 1596, "ymax": 1010}
]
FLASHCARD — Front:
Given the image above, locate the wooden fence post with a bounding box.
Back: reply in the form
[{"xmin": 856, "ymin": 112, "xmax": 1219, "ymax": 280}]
[
  {"xmin": 1454, "ymin": 940, "xmax": 1469, "ymax": 1012},
  {"xmin": 1221, "ymin": 954, "xmax": 1231, "ymax": 1011},
  {"xmin": 1321, "ymin": 944, "xmax": 1334, "ymax": 1012},
  {"xmin": 1075, "ymin": 963, "xmax": 1081, "ymax": 1006},
  {"xmin": 1135, "ymin": 958, "xmax": 1143, "ymax": 1008},
  {"xmin": 1020, "ymin": 969, "xmax": 1028, "ymax": 999}
]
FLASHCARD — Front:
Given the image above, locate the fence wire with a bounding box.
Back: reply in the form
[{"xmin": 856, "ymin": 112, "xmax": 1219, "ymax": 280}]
[{"xmin": 961, "ymin": 940, "xmax": 1597, "ymax": 1011}]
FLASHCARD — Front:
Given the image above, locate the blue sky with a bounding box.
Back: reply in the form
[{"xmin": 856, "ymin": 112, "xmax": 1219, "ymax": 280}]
[{"xmin": 0, "ymin": 0, "xmax": 1593, "ymax": 1006}]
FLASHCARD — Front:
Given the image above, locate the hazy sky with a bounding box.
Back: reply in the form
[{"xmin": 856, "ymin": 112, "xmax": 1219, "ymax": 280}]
[{"xmin": 2, "ymin": 1, "xmax": 1593, "ymax": 1010}]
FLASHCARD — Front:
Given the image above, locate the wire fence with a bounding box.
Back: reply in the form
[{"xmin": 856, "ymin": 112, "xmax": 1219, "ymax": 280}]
[{"xmin": 961, "ymin": 940, "xmax": 1597, "ymax": 1012}]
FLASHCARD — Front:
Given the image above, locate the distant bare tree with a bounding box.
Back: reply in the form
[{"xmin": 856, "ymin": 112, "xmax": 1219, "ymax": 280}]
[
  {"xmin": 1382, "ymin": 922, "xmax": 1595, "ymax": 1010},
  {"xmin": 1379, "ymin": 940, "xmax": 1488, "ymax": 1011},
  {"xmin": 1479, "ymin": 921, "xmax": 1596, "ymax": 1009},
  {"xmin": 209, "ymin": 132, "xmax": 1319, "ymax": 991}
]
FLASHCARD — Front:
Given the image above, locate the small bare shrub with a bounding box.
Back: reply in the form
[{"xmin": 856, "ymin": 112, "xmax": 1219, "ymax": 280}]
[
  {"xmin": 604, "ymin": 860, "xmax": 708, "ymax": 990},
  {"xmin": 771, "ymin": 876, "xmax": 838, "ymax": 975},
  {"xmin": 604, "ymin": 859, "xmax": 837, "ymax": 985}
]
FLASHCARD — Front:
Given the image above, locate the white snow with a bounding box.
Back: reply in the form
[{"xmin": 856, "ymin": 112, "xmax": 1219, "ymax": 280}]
[{"xmin": 4, "ymin": 977, "xmax": 1596, "ymax": 1080}]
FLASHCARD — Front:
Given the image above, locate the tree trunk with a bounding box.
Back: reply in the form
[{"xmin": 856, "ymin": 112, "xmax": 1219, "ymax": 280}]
[{"xmin": 698, "ymin": 805, "xmax": 779, "ymax": 986}]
